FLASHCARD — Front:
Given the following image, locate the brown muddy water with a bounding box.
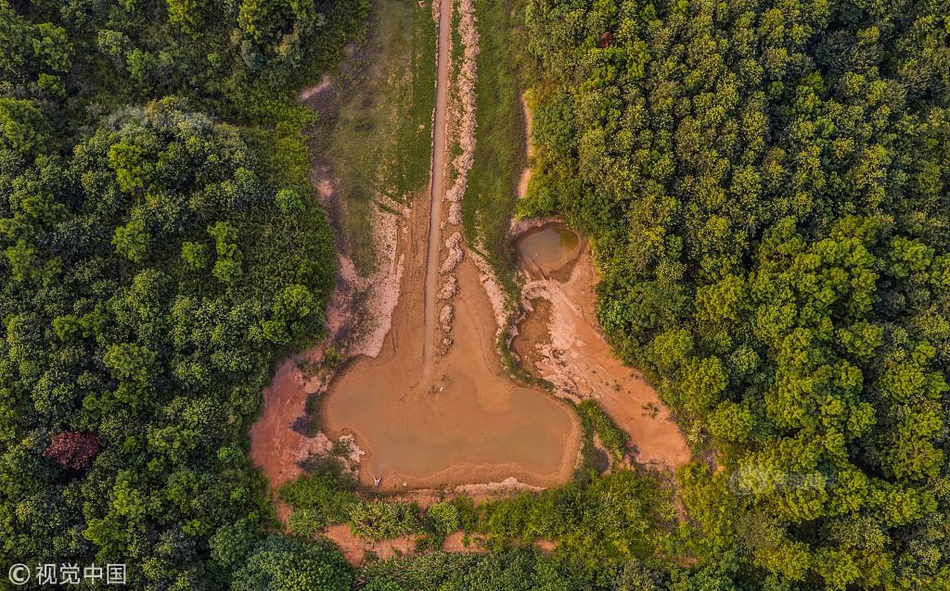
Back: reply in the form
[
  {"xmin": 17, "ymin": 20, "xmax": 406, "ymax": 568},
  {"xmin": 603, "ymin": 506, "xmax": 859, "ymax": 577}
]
[
  {"xmin": 516, "ymin": 223, "xmax": 580, "ymax": 278},
  {"xmin": 321, "ymin": 249, "xmax": 581, "ymax": 490}
]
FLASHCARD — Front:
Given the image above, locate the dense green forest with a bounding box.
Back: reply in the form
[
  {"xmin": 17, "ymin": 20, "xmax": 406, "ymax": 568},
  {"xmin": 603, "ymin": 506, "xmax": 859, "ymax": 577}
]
[
  {"xmin": 0, "ymin": 0, "xmax": 365, "ymax": 587},
  {"xmin": 3, "ymin": 0, "xmax": 950, "ymax": 588},
  {"xmin": 523, "ymin": 0, "xmax": 950, "ymax": 588}
]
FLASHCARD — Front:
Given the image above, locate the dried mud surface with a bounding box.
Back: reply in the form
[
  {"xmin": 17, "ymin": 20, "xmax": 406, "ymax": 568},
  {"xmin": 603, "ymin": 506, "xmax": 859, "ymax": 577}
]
[{"xmin": 512, "ymin": 226, "xmax": 691, "ymax": 469}]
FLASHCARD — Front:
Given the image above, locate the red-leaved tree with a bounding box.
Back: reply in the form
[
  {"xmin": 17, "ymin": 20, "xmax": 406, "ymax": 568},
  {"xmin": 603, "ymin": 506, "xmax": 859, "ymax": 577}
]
[{"xmin": 42, "ymin": 432, "xmax": 102, "ymax": 470}]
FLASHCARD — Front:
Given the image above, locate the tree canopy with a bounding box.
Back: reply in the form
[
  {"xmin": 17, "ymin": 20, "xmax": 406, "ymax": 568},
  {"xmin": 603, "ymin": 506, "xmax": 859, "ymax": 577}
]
[
  {"xmin": 523, "ymin": 0, "xmax": 950, "ymax": 587},
  {"xmin": 0, "ymin": 0, "xmax": 359, "ymax": 586}
]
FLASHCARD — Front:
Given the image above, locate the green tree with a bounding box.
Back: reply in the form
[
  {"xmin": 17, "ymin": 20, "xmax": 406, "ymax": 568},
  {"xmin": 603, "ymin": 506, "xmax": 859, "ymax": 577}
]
[{"xmin": 232, "ymin": 537, "xmax": 352, "ymax": 591}]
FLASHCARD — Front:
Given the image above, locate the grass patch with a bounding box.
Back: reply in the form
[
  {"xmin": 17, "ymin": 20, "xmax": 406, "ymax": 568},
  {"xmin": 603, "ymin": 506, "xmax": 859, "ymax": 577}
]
[
  {"xmin": 309, "ymin": 0, "xmax": 436, "ymax": 273},
  {"xmin": 576, "ymin": 400, "xmax": 630, "ymax": 461},
  {"xmin": 463, "ymin": 0, "xmax": 531, "ymax": 270}
]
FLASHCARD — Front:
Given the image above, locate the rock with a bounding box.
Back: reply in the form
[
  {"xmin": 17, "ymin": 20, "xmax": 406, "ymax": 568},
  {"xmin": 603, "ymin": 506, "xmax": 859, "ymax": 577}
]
[
  {"xmin": 439, "ymin": 304, "xmax": 454, "ymax": 331},
  {"xmin": 441, "ymin": 232, "xmax": 464, "ymax": 273},
  {"xmin": 438, "ymin": 275, "xmax": 459, "ymax": 300},
  {"xmin": 445, "ymin": 231, "xmax": 462, "ymax": 249},
  {"xmin": 448, "ymin": 202, "xmax": 462, "ymax": 225},
  {"xmin": 437, "ymin": 339, "xmax": 452, "ymax": 357}
]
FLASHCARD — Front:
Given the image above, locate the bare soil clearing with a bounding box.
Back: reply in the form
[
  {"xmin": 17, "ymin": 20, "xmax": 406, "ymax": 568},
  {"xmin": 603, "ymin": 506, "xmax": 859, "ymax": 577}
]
[
  {"xmin": 511, "ymin": 224, "xmax": 691, "ymax": 469},
  {"xmin": 319, "ymin": 0, "xmax": 581, "ymax": 491},
  {"xmin": 322, "ymin": 217, "xmax": 581, "ymax": 489}
]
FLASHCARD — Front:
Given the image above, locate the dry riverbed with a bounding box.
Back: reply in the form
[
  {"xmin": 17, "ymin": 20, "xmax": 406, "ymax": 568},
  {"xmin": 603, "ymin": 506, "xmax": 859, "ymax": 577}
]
[{"xmin": 510, "ymin": 222, "xmax": 690, "ymax": 469}]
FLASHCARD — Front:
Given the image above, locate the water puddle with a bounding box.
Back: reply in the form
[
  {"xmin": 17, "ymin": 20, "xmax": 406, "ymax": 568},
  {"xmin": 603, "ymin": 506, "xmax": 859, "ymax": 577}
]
[
  {"xmin": 516, "ymin": 223, "xmax": 581, "ymax": 279},
  {"xmin": 510, "ymin": 297, "xmax": 552, "ymax": 375}
]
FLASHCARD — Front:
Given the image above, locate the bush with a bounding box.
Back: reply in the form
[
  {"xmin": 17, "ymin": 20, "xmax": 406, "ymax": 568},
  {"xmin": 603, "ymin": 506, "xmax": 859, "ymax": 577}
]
[
  {"xmin": 348, "ymin": 502, "xmax": 420, "ymax": 542},
  {"xmin": 232, "ymin": 536, "xmax": 352, "ymax": 591},
  {"xmin": 576, "ymin": 400, "xmax": 629, "ymax": 461},
  {"xmin": 280, "ymin": 459, "xmax": 358, "ymax": 535},
  {"xmin": 422, "ymin": 501, "xmax": 460, "ymax": 544}
]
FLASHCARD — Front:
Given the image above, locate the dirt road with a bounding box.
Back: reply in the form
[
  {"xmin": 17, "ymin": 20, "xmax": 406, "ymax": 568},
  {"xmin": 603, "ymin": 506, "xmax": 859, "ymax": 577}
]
[{"xmin": 423, "ymin": 0, "xmax": 453, "ymax": 374}]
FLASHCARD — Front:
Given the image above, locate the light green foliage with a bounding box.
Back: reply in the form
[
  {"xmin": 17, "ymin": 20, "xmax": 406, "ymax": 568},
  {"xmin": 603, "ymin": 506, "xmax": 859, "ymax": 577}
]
[
  {"xmin": 0, "ymin": 99, "xmax": 49, "ymax": 154},
  {"xmin": 125, "ymin": 49, "xmax": 157, "ymax": 84},
  {"xmin": 275, "ymin": 188, "xmax": 303, "ymax": 215},
  {"xmin": 103, "ymin": 342, "xmax": 157, "ymax": 384},
  {"xmin": 180, "ymin": 241, "xmax": 210, "ymax": 271},
  {"xmin": 165, "ymin": 0, "xmax": 206, "ymax": 34},
  {"xmin": 526, "ymin": 0, "xmax": 950, "ymax": 586},
  {"xmin": 113, "ymin": 215, "xmax": 149, "ymax": 263},
  {"xmin": 707, "ymin": 401, "xmax": 754, "ymax": 443},
  {"xmin": 107, "ymin": 141, "xmax": 150, "ymax": 193},
  {"xmin": 348, "ymin": 501, "xmax": 420, "ymax": 542},
  {"xmin": 576, "ymin": 399, "xmax": 629, "ymax": 460},
  {"xmin": 208, "ymin": 221, "xmax": 244, "ymax": 284},
  {"xmin": 232, "ymin": 536, "xmax": 352, "ymax": 591}
]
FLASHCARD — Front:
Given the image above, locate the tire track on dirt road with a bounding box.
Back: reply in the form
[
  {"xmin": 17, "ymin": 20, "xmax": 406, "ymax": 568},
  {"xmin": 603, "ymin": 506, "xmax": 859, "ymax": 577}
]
[{"xmin": 422, "ymin": 0, "xmax": 452, "ymax": 375}]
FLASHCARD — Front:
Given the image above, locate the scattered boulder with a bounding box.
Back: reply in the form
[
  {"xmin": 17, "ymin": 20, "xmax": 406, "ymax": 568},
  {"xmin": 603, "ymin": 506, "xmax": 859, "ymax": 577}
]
[
  {"xmin": 441, "ymin": 232, "xmax": 464, "ymax": 273},
  {"xmin": 440, "ymin": 304, "xmax": 454, "ymax": 332},
  {"xmin": 439, "ymin": 275, "xmax": 459, "ymax": 300}
]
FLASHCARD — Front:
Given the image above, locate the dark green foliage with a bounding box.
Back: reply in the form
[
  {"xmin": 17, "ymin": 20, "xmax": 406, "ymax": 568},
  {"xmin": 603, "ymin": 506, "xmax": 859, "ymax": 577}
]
[
  {"xmin": 577, "ymin": 399, "xmax": 630, "ymax": 460},
  {"xmin": 526, "ymin": 0, "xmax": 950, "ymax": 587},
  {"xmin": 0, "ymin": 94, "xmax": 337, "ymax": 587},
  {"xmin": 232, "ymin": 536, "xmax": 353, "ymax": 591},
  {"xmin": 279, "ymin": 458, "xmax": 359, "ymax": 537},
  {"xmin": 0, "ymin": 0, "xmax": 381, "ymax": 588}
]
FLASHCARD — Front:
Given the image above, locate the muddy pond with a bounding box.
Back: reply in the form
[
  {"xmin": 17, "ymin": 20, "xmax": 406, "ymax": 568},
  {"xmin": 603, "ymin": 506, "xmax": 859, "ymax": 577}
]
[
  {"xmin": 516, "ymin": 223, "xmax": 581, "ymax": 279},
  {"xmin": 320, "ymin": 225, "xmax": 581, "ymax": 490}
]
